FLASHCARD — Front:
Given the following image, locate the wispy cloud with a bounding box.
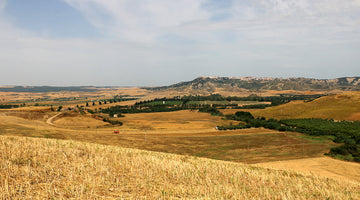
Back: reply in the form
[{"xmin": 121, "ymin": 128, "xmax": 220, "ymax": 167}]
[
  {"xmin": 63, "ymin": 0, "xmax": 209, "ymax": 43},
  {"xmin": 0, "ymin": 0, "xmax": 359, "ymax": 86},
  {"xmin": 63, "ymin": 0, "xmax": 360, "ymax": 45}
]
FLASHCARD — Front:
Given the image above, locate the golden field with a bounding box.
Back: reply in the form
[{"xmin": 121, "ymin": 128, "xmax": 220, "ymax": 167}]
[
  {"xmin": 1, "ymin": 88, "xmax": 360, "ymax": 199},
  {"xmin": 1, "ymin": 135, "xmax": 359, "ymax": 199},
  {"xmin": 255, "ymin": 157, "xmax": 360, "ymax": 183},
  {"xmin": 251, "ymin": 91, "xmax": 360, "ymax": 121},
  {"xmin": 0, "ymin": 109, "xmax": 336, "ymax": 164},
  {"xmin": 120, "ymin": 110, "xmax": 236, "ymax": 131}
]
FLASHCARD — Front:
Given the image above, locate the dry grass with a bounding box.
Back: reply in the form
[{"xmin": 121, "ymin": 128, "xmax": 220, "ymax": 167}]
[
  {"xmin": 121, "ymin": 110, "xmax": 236, "ymax": 131},
  {"xmin": 255, "ymin": 157, "xmax": 360, "ymax": 183},
  {"xmin": 53, "ymin": 116, "xmax": 108, "ymax": 127},
  {"xmin": 0, "ymin": 135, "xmax": 359, "ymax": 199},
  {"xmin": 0, "ymin": 112, "xmax": 336, "ymax": 164},
  {"xmin": 0, "ymin": 87, "xmax": 148, "ymax": 102},
  {"xmin": 251, "ymin": 91, "xmax": 360, "ymax": 120}
]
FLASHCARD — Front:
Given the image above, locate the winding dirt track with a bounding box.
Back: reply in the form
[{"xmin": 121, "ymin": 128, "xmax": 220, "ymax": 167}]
[{"xmin": 46, "ymin": 112, "xmax": 63, "ymax": 126}]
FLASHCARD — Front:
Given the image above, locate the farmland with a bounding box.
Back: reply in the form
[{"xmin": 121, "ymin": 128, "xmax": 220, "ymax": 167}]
[
  {"xmin": 0, "ymin": 88, "xmax": 359, "ymax": 198},
  {"xmin": 1, "ymin": 135, "xmax": 358, "ymax": 199},
  {"xmin": 0, "ymin": 109, "xmax": 335, "ymax": 164},
  {"xmin": 251, "ymin": 91, "xmax": 360, "ymax": 121}
]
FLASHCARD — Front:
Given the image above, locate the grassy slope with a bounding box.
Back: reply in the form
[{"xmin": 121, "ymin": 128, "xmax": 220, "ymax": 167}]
[
  {"xmin": 252, "ymin": 91, "xmax": 360, "ymax": 120},
  {"xmin": 256, "ymin": 157, "xmax": 360, "ymax": 183},
  {"xmin": 1, "ymin": 135, "xmax": 359, "ymax": 199},
  {"xmin": 0, "ymin": 113, "xmax": 335, "ymax": 164}
]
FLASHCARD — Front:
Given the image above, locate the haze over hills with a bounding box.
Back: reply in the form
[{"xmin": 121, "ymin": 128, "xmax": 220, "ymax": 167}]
[
  {"xmin": 1, "ymin": 76, "xmax": 360, "ymax": 94},
  {"xmin": 144, "ymin": 76, "xmax": 360, "ymax": 94},
  {"xmin": 0, "ymin": 86, "xmax": 100, "ymax": 93}
]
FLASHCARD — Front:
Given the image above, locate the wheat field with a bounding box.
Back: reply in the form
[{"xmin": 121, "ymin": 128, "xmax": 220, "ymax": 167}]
[
  {"xmin": 251, "ymin": 91, "xmax": 360, "ymax": 121},
  {"xmin": 1, "ymin": 135, "xmax": 359, "ymax": 199}
]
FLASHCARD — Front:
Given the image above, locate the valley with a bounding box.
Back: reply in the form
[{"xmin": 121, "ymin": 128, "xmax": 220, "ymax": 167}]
[{"xmin": 0, "ymin": 77, "xmax": 360, "ymax": 198}]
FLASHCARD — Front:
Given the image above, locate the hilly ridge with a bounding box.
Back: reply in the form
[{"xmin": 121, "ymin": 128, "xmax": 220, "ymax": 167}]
[
  {"xmin": 251, "ymin": 91, "xmax": 360, "ymax": 121},
  {"xmin": 145, "ymin": 76, "xmax": 360, "ymax": 94}
]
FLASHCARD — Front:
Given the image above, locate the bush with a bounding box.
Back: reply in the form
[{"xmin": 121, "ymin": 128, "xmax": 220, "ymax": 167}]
[
  {"xmin": 102, "ymin": 118, "xmax": 123, "ymax": 126},
  {"xmin": 198, "ymin": 106, "xmax": 222, "ymax": 116}
]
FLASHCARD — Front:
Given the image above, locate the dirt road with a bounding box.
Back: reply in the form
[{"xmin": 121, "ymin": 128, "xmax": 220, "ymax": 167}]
[{"xmin": 46, "ymin": 112, "xmax": 63, "ymax": 126}]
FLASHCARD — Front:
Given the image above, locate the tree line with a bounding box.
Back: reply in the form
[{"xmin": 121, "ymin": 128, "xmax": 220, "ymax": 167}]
[
  {"xmin": 0, "ymin": 104, "xmax": 19, "ymax": 109},
  {"xmin": 134, "ymin": 94, "xmax": 324, "ymax": 108},
  {"xmin": 85, "ymin": 97, "xmax": 137, "ymax": 107},
  {"xmin": 217, "ymin": 111, "xmax": 360, "ymax": 162}
]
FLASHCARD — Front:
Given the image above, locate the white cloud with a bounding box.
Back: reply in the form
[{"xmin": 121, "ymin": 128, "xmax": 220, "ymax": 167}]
[
  {"xmin": 63, "ymin": 0, "xmax": 209, "ymax": 43},
  {"xmin": 62, "ymin": 0, "xmax": 360, "ymax": 46},
  {"xmin": 0, "ymin": 0, "xmax": 360, "ymax": 86}
]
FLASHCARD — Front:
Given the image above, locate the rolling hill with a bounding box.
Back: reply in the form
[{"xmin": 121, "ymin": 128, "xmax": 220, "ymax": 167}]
[
  {"xmin": 251, "ymin": 91, "xmax": 360, "ymax": 121},
  {"xmin": 1, "ymin": 135, "xmax": 358, "ymax": 199},
  {"xmin": 144, "ymin": 76, "xmax": 360, "ymax": 95}
]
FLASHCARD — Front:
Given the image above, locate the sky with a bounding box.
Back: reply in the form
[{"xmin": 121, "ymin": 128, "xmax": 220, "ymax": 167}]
[{"xmin": 0, "ymin": 0, "xmax": 360, "ymax": 86}]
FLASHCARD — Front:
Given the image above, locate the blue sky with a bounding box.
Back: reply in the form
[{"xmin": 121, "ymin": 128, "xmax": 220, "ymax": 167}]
[
  {"xmin": 0, "ymin": 0, "xmax": 359, "ymax": 86},
  {"xmin": 4, "ymin": 0, "xmax": 99, "ymax": 38}
]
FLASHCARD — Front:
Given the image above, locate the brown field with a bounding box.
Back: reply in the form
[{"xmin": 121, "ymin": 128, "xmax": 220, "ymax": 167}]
[
  {"xmin": 0, "ymin": 100, "xmax": 358, "ymax": 183},
  {"xmin": 0, "ymin": 109, "xmax": 338, "ymax": 166},
  {"xmin": 1, "ymin": 88, "xmax": 360, "ymax": 198},
  {"xmin": 1, "ymin": 135, "xmax": 359, "ymax": 199},
  {"xmin": 0, "ymin": 108, "xmax": 336, "ymax": 161},
  {"xmin": 251, "ymin": 91, "xmax": 360, "ymax": 120},
  {"xmin": 0, "ymin": 87, "xmax": 148, "ymax": 107},
  {"xmin": 54, "ymin": 116, "xmax": 109, "ymax": 127},
  {"xmin": 120, "ymin": 110, "xmax": 236, "ymax": 131},
  {"xmin": 256, "ymin": 157, "xmax": 360, "ymax": 183}
]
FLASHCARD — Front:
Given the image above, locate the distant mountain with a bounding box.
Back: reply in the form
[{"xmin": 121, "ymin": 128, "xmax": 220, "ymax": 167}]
[
  {"xmin": 144, "ymin": 76, "xmax": 360, "ymax": 93},
  {"xmin": 0, "ymin": 86, "xmax": 99, "ymax": 93}
]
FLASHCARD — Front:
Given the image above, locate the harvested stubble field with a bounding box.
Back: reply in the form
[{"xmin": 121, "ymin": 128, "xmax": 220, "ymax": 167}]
[
  {"xmin": 53, "ymin": 116, "xmax": 109, "ymax": 127},
  {"xmin": 0, "ymin": 106, "xmax": 359, "ymax": 191},
  {"xmin": 0, "ymin": 110, "xmax": 335, "ymax": 164},
  {"xmin": 1, "ymin": 135, "xmax": 359, "ymax": 199},
  {"xmin": 119, "ymin": 110, "xmax": 236, "ymax": 131},
  {"xmin": 255, "ymin": 157, "xmax": 360, "ymax": 183},
  {"xmin": 251, "ymin": 91, "xmax": 360, "ymax": 121}
]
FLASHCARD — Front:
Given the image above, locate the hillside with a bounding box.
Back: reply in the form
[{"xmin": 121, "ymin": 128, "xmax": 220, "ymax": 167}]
[
  {"xmin": 144, "ymin": 76, "xmax": 360, "ymax": 95},
  {"xmin": 251, "ymin": 91, "xmax": 360, "ymax": 121},
  {"xmin": 1, "ymin": 135, "xmax": 359, "ymax": 199}
]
